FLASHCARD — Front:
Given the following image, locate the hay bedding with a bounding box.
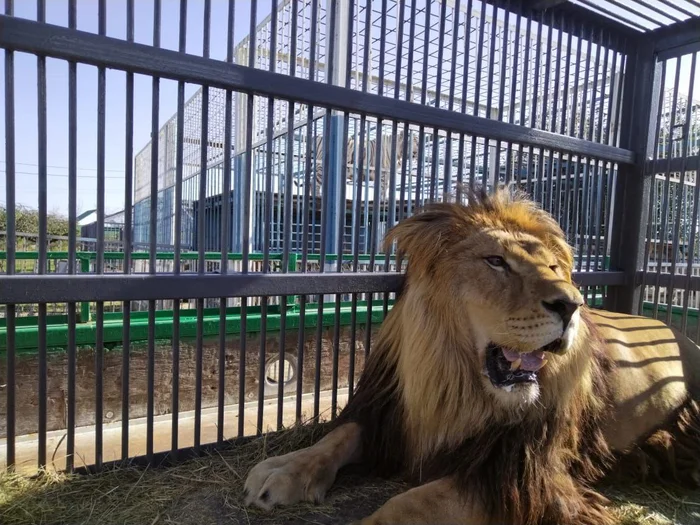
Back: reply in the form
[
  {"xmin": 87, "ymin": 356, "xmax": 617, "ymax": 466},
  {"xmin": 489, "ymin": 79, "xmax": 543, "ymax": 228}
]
[{"xmin": 2, "ymin": 423, "xmax": 700, "ymax": 525}]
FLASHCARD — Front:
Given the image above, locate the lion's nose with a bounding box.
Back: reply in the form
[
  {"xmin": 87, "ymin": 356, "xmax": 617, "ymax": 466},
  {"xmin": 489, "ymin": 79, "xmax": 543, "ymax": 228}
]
[{"xmin": 542, "ymin": 298, "xmax": 582, "ymax": 330}]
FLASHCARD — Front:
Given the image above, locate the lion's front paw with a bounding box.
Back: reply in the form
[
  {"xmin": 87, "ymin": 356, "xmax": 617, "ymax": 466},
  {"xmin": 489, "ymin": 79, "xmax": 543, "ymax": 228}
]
[{"xmin": 243, "ymin": 449, "xmax": 337, "ymax": 511}]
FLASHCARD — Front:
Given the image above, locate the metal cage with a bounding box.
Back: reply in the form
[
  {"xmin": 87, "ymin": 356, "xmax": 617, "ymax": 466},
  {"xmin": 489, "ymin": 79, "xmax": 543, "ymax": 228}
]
[{"xmin": 1, "ymin": 0, "xmax": 700, "ymax": 475}]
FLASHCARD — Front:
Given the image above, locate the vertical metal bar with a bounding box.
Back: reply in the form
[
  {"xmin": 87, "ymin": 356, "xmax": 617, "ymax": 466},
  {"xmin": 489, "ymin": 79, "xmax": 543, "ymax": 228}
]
[
  {"xmin": 603, "ymin": 36, "xmax": 619, "ymax": 146},
  {"xmin": 35, "ymin": 0, "xmax": 48, "ymax": 470},
  {"xmin": 570, "ymin": 156, "xmax": 580, "ymax": 269},
  {"xmin": 345, "ymin": 0, "xmax": 372, "ymax": 415},
  {"xmin": 121, "ymin": 0, "xmax": 134, "ymax": 462},
  {"xmin": 652, "ymin": 61, "xmax": 681, "ymax": 319},
  {"xmin": 576, "ymin": 158, "xmax": 589, "ymax": 273},
  {"xmin": 398, "ymin": 0, "xmax": 417, "ymax": 214},
  {"xmin": 518, "ymin": 16, "xmax": 531, "ymax": 193},
  {"xmin": 531, "ymin": 12, "xmax": 543, "ymax": 129},
  {"xmin": 582, "ymin": 158, "xmax": 594, "ymax": 278},
  {"xmin": 551, "ymin": 13, "xmax": 562, "ymax": 134},
  {"xmin": 562, "ymin": 152, "xmax": 573, "ymax": 241},
  {"xmin": 552, "ymin": 149, "xmax": 561, "ymax": 217},
  {"xmin": 348, "ymin": 115, "xmax": 367, "ymax": 408},
  {"xmin": 93, "ymin": 0, "xmax": 107, "ymax": 470},
  {"xmin": 599, "ymin": 160, "xmax": 614, "ymax": 273},
  {"xmin": 6, "ymin": 308, "xmax": 16, "ymax": 471},
  {"xmin": 171, "ymin": 0, "xmax": 187, "ymax": 458},
  {"xmin": 363, "ymin": 0, "xmax": 387, "ymax": 379},
  {"xmin": 570, "ymin": 22, "xmax": 583, "ymax": 137},
  {"xmin": 244, "ymin": 0, "xmax": 258, "ymax": 436},
  {"xmin": 587, "ymin": 28, "xmax": 602, "ymax": 144},
  {"xmin": 666, "ymin": 54, "xmax": 696, "ymax": 326},
  {"xmin": 65, "ymin": 0, "xmax": 77, "ymax": 473},
  {"xmin": 486, "ymin": 2, "xmax": 497, "ymax": 120},
  {"xmin": 482, "ymin": 2, "xmax": 497, "ymax": 187},
  {"xmin": 505, "ymin": 10, "xmax": 520, "ymax": 183},
  {"xmin": 461, "ymin": 0, "xmax": 472, "ymax": 116},
  {"xmin": 279, "ymin": 2, "xmax": 294, "ymax": 431},
  {"xmin": 146, "ymin": 0, "xmax": 162, "ymax": 463},
  {"xmin": 4, "ymin": 0, "xmax": 15, "ymax": 472},
  {"xmin": 416, "ymin": 0, "xmax": 430, "ymax": 202},
  {"xmin": 296, "ymin": 0, "xmax": 319, "ymax": 423},
  {"xmin": 321, "ymin": 0, "xmax": 342, "ymax": 419},
  {"xmin": 430, "ymin": 0, "xmax": 446, "ymax": 200},
  {"xmin": 579, "ymin": 25, "xmax": 593, "ymax": 141},
  {"xmin": 591, "ymin": 159, "xmax": 605, "ymax": 275},
  {"xmin": 256, "ymin": 0, "xmax": 279, "ymax": 433},
  {"xmin": 681, "ymin": 57, "xmax": 700, "ymax": 333},
  {"xmin": 474, "ymin": 0, "xmax": 485, "ymax": 119},
  {"xmin": 612, "ymin": 42, "xmax": 627, "ymax": 148},
  {"xmin": 520, "ymin": 14, "xmax": 530, "ymax": 127},
  {"xmin": 448, "ymin": 0, "xmax": 460, "ymax": 113},
  {"xmin": 596, "ymin": 32, "xmax": 610, "ymax": 145},
  {"xmin": 335, "ymin": 123, "xmax": 352, "ymax": 411},
  {"xmin": 378, "ymin": 0, "xmax": 388, "ymax": 97},
  {"xmin": 531, "ymin": 14, "xmax": 543, "ymax": 201},
  {"xmin": 560, "ymin": 16, "xmax": 571, "ymax": 136},
  {"xmin": 509, "ymin": 10, "xmax": 520, "ymax": 127},
  {"xmin": 541, "ymin": 11, "xmax": 552, "ymax": 133},
  {"xmin": 444, "ymin": 0, "xmax": 460, "ymax": 197},
  {"xmin": 338, "ymin": 0, "xmax": 356, "ymax": 403},
  {"xmin": 218, "ymin": 0, "xmax": 234, "ymax": 445},
  {"xmin": 493, "ymin": 3, "xmax": 509, "ymax": 186},
  {"xmin": 194, "ymin": 0, "xmax": 211, "ymax": 452}
]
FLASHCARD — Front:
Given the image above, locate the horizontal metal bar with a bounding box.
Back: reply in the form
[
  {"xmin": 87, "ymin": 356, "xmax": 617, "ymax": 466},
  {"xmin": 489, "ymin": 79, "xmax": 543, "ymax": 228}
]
[
  {"xmin": 640, "ymin": 272, "xmax": 700, "ymax": 293},
  {"xmin": 0, "ymin": 15, "xmax": 636, "ymax": 165},
  {"xmin": 573, "ymin": 271, "xmax": 625, "ymax": 286},
  {"xmin": 0, "ymin": 271, "xmax": 622, "ymax": 304},
  {"xmin": 0, "ymin": 273, "xmax": 404, "ymax": 303},
  {"xmin": 647, "ymin": 155, "xmax": 700, "ymax": 174},
  {"xmin": 652, "ymin": 16, "xmax": 700, "ymax": 60}
]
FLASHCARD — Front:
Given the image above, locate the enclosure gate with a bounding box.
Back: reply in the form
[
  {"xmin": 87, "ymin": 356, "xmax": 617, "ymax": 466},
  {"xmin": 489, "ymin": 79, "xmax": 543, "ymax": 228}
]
[{"xmin": 1, "ymin": 0, "xmax": 700, "ymax": 474}]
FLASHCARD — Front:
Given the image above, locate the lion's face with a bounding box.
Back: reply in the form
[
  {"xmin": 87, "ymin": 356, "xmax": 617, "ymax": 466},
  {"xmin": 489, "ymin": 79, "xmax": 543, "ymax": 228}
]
[
  {"xmin": 451, "ymin": 227, "xmax": 584, "ymax": 405},
  {"xmin": 387, "ymin": 188, "xmax": 584, "ymax": 408}
]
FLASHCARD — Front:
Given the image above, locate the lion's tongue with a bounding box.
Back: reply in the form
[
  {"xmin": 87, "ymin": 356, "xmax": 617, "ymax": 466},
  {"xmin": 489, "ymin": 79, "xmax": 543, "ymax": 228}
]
[{"xmin": 502, "ymin": 348, "xmax": 546, "ymax": 371}]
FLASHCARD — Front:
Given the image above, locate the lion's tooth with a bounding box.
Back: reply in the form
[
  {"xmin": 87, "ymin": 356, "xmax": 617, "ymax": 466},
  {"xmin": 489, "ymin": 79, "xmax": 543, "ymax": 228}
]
[{"xmin": 510, "ymin": 358, "xmax": 522, "ymax": 371}]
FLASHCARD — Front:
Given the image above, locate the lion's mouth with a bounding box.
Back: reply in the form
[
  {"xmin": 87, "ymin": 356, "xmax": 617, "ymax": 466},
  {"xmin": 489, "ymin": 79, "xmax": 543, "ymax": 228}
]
[{"xmin": 485, "ymin": 340, "xmax": 561, "ymax": 390}]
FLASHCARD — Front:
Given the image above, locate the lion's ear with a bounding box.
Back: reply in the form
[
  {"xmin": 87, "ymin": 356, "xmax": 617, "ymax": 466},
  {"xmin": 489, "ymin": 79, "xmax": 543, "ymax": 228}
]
[{"xmin": 384, "ymin": 205, "xmax": 461, "ymax": 266}]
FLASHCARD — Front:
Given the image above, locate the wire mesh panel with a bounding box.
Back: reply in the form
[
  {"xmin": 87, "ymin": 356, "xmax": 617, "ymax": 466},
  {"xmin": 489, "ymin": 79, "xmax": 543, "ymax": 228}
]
[{"xmin": 0, "ymin": 0, "xmax": 650, "ymax": 474}]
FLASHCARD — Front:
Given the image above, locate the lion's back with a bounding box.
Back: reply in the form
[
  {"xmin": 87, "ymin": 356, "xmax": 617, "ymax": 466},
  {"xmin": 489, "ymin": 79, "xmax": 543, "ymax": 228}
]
[{"xmin": 589, "ymin": 308, "xmax": 700, "ymax": 451}]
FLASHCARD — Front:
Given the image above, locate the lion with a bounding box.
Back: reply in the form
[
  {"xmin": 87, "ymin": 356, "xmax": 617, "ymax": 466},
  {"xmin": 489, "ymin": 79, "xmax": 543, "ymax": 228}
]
[{"xmin": 243, "ymin": 186, "xmax": 700, "ymax": 525}]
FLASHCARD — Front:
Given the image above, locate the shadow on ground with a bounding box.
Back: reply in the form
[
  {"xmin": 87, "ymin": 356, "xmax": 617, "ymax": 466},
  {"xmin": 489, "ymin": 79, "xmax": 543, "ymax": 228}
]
[{"xmin": 2, "ymin": 424, "xmax": 700, "ymax": 525}]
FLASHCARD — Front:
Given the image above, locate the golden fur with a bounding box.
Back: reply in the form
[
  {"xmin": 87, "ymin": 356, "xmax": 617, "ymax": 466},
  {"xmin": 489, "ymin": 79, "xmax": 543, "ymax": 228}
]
[{"xmin": 244, "ymin": 187, "xmax": 700, "ymax": 524}]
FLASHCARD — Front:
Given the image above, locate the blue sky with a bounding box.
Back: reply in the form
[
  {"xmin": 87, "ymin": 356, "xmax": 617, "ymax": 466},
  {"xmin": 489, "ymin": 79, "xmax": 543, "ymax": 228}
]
[{"xmin": 0, "ymin": 0, "xmax": 272, "ymax": 218}]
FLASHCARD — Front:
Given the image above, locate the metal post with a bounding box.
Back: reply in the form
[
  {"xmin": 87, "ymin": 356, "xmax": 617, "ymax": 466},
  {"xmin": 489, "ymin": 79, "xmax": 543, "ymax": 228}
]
[
  {"xmin": 324, "ymin": 0, "xmax": 348, "ymax": 279},
  {"xmin": 233, "ymin": 51, "xmax": 248, "ymax": 254},
  {"xmin": 605, "ymin": 41, "xmax": 661, "ymax": 315}
]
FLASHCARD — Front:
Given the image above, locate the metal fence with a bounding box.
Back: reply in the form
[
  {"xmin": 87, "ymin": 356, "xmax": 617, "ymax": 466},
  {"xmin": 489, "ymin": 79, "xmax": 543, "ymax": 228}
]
[{"xmin": 1, "ymin": 0, "xmax": 700, "ymax": 475}]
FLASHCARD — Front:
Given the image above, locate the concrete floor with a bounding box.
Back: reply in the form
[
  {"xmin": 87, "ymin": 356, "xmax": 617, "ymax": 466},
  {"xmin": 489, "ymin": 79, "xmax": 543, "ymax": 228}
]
[{"xmin": 1, "ymin": 389, "xmax": 349, "ymax": 475}]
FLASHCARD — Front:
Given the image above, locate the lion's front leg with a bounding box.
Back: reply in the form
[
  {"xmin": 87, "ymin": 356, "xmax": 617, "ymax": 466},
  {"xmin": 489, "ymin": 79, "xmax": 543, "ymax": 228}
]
[
  {"xmin": 354, "ymin": 477, "xmax": 489, "ymax": 525},
  {"xmin": 244, "ymin": 422, "xmax": 362, "ymax": 510}
]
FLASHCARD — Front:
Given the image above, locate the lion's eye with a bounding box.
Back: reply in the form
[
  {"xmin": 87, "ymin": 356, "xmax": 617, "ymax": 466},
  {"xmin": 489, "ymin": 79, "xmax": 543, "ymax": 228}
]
[
  {"xmin": 549, "ymin": 265, "xmax": 559, "ymax": 272},
  {"xmin": 485, "ymin": 256, "xmax": 507, "ymax": 269}
]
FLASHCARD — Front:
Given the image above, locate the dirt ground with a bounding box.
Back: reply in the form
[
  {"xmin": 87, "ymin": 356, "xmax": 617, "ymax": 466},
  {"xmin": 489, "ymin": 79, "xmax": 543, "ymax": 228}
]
[{"xmin": 3, "ymin": 424, "xmax": 700, "ymax": 525}]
